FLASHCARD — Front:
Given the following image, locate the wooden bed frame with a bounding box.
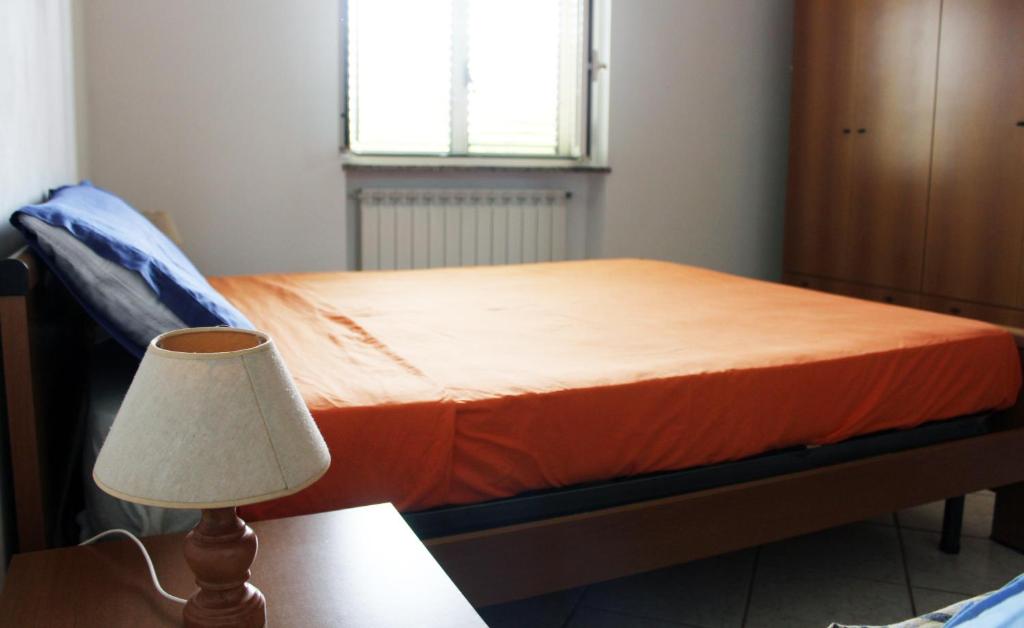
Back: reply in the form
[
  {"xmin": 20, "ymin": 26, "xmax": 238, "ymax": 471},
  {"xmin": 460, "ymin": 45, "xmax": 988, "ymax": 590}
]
[{"xmin": 3, "ymin": 247, "xmax": 1023, "ymax": 607}]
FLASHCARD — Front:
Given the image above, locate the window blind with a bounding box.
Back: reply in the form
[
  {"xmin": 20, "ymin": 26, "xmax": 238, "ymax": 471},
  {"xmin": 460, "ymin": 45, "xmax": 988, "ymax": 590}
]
[{"xmin": 346, "ymin": 0, "xmax": 586, "ymax": 158}]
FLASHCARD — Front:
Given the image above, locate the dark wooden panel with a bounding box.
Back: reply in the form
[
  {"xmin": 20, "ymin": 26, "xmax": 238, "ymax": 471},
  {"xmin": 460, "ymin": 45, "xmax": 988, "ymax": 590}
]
[
  {"xmin": 0, "ymin": 295, "xmax": 45, "ymax": 553},
  {"xmin": 781, "ymin": 271, "xmax": 830, "ymax": 291},
  {"xmin": 844, "ymin": 0, "xmax": 940, "ymax": 291},
  {"xmin": 992, "ymin": 395, "xmax": 1024, "ymax": 550},
  {"xmin": 831, "ymin": 280, "xmax": 921, "ymax": 308},
  {"xmin": 920, "ymin": 295, "xmax": 1024, "ymax": 328},
  {"xmin": 994, "ymin": 482, "xmax": 1024, "ymax": 551},
  {"xmin": 782, "ymin": 272, "xmax": 921, "ymax": 307},
  {"xmin": 783, "ymin": 0, "xmax": 857, "ymax": 279},
  {"xmin": 922, "ymin": 0, "xmax": 1024, "ymax": 306},
  {"xmin": 0, "ymin": 249, "xmax": 93, "ymax": 552}
]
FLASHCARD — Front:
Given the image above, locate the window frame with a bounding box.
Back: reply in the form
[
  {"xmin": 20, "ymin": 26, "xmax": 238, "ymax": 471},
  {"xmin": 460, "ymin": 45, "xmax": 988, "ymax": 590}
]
[{"xmin": 339, "ymin": 0, "xmax": 601, "ymax": 168}]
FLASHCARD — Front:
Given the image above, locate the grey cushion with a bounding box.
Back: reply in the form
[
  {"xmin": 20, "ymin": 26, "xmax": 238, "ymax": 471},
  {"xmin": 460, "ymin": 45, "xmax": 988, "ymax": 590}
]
[
  {"xmin": 19, "ymin": 215, "xmax": 185, "ymax": 349},
  {"xmin": 78, "ymin": 340, "xmax": 199, "ymax": 538}
]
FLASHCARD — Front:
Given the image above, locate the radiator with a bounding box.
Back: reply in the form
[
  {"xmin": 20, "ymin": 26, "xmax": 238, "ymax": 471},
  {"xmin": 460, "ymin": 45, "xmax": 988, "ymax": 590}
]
[{"xmin": 359, "ymin": 188, "xmax": 570, "ymax": 270}]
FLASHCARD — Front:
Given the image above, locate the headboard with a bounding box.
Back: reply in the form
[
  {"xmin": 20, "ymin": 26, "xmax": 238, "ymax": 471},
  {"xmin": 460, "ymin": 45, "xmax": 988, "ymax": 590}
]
[{"xmin": 0, "ymin": 247, "xmax": 92, "ymax": 552}]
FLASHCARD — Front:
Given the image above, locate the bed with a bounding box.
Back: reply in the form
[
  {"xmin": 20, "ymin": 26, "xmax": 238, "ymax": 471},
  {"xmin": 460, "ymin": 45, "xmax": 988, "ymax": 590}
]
[
  {"xmin": 3, "ymin": 184, "xmax": 1024, "ymax": 607},
  {"xmin": 207, "ymin": 260, "xmax": 1021, "ymax": 523}
]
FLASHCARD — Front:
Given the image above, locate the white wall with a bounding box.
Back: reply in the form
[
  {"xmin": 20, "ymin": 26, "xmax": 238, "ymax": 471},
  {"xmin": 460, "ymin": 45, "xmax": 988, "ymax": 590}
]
[
  {"xmin": 0, "ymin": 0, "xmax": 80, "ymax": 253},
  {"xmin": 79, "ymin": 0, "xmax": 348, "ymax": 276},
  {"xmin": 0, "ymin": 0, "xmax": 80, "ymax": 584},
  {"xmin": 596, "ymin": 0, "xmax": 792, "ymax": 279},
  {"xmin": 78, "ymin": 0, "xmax": 792, "ymax": 279}
]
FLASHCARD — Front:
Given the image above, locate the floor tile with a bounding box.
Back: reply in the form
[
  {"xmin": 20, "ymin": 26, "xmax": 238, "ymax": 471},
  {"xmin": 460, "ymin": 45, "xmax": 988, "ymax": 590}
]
[
  {"xmin": 758, "ymin": 522, "xmax": 904, "ymax": 584},
  {"xmin": 478, "ymin": 510, "xmax": 1022, "ymax": 628},
  {"xmin": 568, "ymin": 606, "xmax": 696, "ymax": 628},
  {"xmin": 865, "ymin": 512, "xmax": 896, "ymax": 526},
  {"xmin": 911, "ymin": 588, "xmax": 970, "ymax": 616},
  {"xmin": 902, "ymin": 529, "xmax": 1024, "ymax": 596},
  {"xmin": 478, "ymin": 587, "xmax": 584, "ymax": 628},
  {"xmin": 745, "ymin": 565, "xmax": 913, "ymax": 628},
  {"xmin": 898, "ymin": 492, "xmax": 994, "ymax": 539},
  {"xmin": 581, "ymin": 551, "xmax": 754, "ymax": 628}
]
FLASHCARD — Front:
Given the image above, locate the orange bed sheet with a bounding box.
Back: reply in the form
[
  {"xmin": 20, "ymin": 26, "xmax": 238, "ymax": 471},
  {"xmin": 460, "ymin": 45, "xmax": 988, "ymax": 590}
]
[{"xmin": 209, "ymin": 260, "xmax": 1022, "ymax": 521}]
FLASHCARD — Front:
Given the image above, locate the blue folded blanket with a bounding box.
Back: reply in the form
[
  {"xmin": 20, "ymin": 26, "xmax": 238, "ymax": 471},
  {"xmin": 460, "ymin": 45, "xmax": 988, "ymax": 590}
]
[
  {"xmin": 830, "ymin": 573, "xmax": 1024, "ymax": 628},
  {"xmin": 11, "ymin": 182, "xmax": 252, "ymax": 356},
  {"xmin": 946, "ymin": 573, "xmax": 1024, "ymax": 627}
]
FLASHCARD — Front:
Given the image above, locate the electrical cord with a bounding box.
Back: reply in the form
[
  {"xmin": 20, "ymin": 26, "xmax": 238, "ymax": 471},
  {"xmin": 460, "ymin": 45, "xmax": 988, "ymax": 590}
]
[{"xmin": 79, "ymin": 529, "xmax": 187, "ymax": 605}]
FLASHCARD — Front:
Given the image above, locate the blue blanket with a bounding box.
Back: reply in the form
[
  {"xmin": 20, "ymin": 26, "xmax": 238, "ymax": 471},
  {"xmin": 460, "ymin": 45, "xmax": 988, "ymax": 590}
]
[
  {"xmin": 12, "ymin": 182, "xmax": 251, "ymax": 356},
  {"xmin": 831, "ymin": 573, "xmax": 1024, "ymax": 628}
]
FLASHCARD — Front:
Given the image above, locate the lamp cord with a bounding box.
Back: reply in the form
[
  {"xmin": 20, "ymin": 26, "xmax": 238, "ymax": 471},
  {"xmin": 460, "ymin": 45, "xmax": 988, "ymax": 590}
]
[{"xmin": 79, "ymin": 529, "xmax": 188, "ymax": 605}]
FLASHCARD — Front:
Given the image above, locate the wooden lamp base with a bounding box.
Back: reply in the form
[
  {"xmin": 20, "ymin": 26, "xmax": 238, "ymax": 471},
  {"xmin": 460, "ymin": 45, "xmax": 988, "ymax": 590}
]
[{"xmin": 183, "ymin": 508, "xmax": 267, "ymax": 628}]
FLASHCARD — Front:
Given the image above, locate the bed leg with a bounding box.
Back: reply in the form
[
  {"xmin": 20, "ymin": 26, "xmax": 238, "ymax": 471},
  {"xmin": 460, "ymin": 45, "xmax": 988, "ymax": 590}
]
[
  {"xmin": 939, "ymin": 496, "xmax": 964, "ymax": 554},
  {"xmin": 992, "ymin": 483, "xmax": 1024, "ymax": 553}
]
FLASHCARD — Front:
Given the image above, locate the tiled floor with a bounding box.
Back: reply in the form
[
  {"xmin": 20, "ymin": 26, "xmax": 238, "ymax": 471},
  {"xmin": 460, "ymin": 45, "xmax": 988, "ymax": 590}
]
[{"xmin": 477, "ymin": 491, "xmax": 1024, "ymax": 628}]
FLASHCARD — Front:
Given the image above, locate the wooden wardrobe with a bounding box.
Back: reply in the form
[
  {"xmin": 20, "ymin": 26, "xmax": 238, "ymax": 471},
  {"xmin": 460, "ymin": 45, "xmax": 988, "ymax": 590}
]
[{"xmin": 783, "ymin": 0, "xmax": 1024, "ymax": 327}]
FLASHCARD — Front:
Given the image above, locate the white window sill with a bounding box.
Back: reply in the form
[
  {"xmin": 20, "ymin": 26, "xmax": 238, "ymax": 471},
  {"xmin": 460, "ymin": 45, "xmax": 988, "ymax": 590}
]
[{"xmin": 341, "ymin": 154, "xmax": 611, "ymax": 174}]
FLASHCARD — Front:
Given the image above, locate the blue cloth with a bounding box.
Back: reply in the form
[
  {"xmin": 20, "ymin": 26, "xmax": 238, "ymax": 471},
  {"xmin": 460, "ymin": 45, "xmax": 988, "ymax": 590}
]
[
  {"xmin": 946, "ymin": 573, "xmax": 1024, "ymax": 627},
  {"xmin": 11, "ymin": 182, "xmax": 252, "ymax": 356}
]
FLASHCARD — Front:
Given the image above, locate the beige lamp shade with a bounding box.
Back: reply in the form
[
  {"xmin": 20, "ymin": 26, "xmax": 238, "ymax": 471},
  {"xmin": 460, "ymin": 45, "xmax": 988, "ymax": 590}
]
[{"xmin": 94, "ymin": 327, "xmax": 330, "ymax": 509}]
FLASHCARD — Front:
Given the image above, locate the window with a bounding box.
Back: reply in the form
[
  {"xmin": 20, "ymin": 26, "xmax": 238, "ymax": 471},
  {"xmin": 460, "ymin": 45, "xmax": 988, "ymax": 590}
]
[{"xmin": 343, "ymin": 0, "xmax": 592, "ymax": 161}]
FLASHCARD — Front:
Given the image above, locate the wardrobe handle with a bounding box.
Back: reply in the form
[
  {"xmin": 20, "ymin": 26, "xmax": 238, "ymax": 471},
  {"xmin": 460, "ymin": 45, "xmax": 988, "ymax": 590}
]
[
  {"xmin": 1017, "ymin": 121, "xmax": 1024, "ymax": 127},
  {"xmin": 857, "ymin": 128, "xmax": 867, "ymax": 134},
  {"xmin": 842, "ymin": 128, "xmax": 852, "ymax": 134}
]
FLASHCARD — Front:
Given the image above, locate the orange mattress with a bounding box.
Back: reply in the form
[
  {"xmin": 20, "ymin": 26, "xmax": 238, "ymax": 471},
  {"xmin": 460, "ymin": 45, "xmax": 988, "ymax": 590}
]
[{"xmin": 209, "ymin": 259, "xmax": 1022, "ymax": 521}]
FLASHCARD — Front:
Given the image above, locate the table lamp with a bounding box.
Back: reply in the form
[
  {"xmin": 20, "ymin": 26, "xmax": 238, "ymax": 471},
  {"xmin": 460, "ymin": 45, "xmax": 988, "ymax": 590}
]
[{"xmin": 93, "ymin": 327, "xmax": 331, "ymax": 628}]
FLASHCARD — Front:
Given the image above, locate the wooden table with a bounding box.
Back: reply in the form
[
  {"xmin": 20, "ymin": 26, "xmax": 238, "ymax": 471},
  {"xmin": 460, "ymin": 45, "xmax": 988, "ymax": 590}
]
[{"xmin": 0, "ymin": 504, "xmax": 487, "ymax": 627}]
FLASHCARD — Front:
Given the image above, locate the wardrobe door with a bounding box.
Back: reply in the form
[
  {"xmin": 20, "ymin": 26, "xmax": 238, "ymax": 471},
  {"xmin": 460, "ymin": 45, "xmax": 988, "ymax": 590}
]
[
  {"xmin": 843, "ymin": 0, "xmax": 940, "ymax": 291},
  {"xmin": 783, "ymin": 0, "xmax": 857, "ymax": 279},
  {"xmin": 920, "ymin": 296, "xmax": 1024, "ymax": 329},
  {"xmin": 922, "ymin": 0, "xmax": 1024, "ymax": 307}
]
